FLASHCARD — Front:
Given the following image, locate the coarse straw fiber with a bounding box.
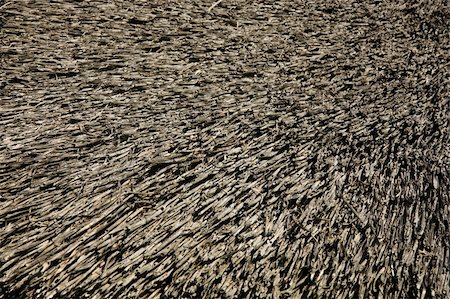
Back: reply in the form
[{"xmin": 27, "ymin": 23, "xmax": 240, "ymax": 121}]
[{"xmin": 0, "ymin": 0, "xmax": 449, "ymax": 298}]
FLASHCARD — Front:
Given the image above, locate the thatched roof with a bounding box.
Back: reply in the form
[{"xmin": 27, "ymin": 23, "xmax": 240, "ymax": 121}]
[{"xmin": 1, "ymin": 0, "xmax": 449, "ymax": 298}]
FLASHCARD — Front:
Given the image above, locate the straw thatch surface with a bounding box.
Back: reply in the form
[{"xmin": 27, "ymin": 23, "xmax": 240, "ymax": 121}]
[{"xmin": 1, "ymin": 0, "xmax": 449, "ymax": 298}]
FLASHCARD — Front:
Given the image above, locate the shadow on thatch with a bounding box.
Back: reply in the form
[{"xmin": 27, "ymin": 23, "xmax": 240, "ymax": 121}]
[{"xmin": 0, "ymin": 0, "xmax": 449, "ymax": 298}]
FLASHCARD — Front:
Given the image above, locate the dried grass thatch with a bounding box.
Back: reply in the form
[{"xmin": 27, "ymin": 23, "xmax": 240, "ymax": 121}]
[{"xmin": 1, "ymin": 0, "xmax": 449, "ymax": 298}]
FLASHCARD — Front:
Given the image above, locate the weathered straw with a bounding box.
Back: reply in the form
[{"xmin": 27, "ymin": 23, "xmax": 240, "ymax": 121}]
[{"xmin": 1, "ymin": 0, "xmax": 449, "ymax": 298}]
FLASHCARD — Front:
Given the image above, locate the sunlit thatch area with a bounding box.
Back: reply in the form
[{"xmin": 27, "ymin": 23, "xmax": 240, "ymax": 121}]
[{"xmin": 1, "ymin": 0, "xmax": 449, "ymax": 298}]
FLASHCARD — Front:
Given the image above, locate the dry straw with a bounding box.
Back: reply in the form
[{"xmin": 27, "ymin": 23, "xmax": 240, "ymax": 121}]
[{"xmin": 0, "ymin": 0, "xmax": 449, "ymax": 298}]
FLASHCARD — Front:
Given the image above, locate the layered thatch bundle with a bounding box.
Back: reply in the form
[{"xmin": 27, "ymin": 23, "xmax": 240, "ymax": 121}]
[{"xmin": 1, "ymin": 0, "xmax": 449, "ymax": 298}]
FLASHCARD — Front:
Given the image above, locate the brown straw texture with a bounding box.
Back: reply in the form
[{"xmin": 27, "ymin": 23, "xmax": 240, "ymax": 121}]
[{"xmin": 1, "ymin": 0, "xmax": 449, "ymax": 298}]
